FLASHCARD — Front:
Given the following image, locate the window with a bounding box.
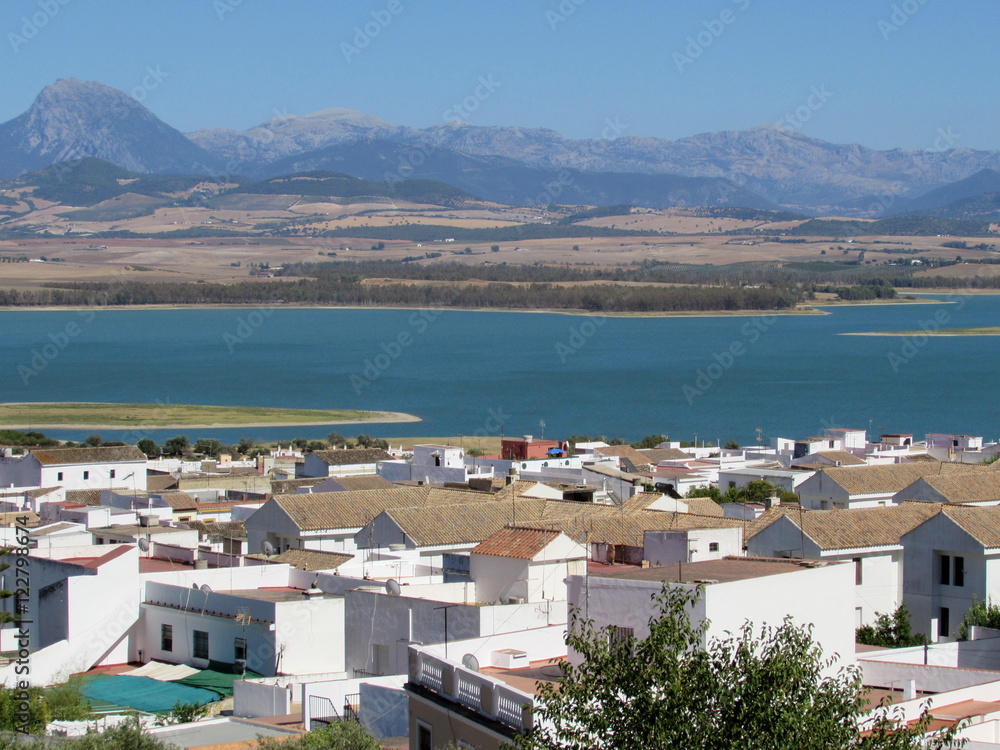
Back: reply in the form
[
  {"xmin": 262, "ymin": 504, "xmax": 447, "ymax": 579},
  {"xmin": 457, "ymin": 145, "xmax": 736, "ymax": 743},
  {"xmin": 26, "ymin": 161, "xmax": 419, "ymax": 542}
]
[
  {"xmin": 853, "ymin": 557, "xmax": 863, "ymax": 585},
  {"xmin": 609, "ymin": 626, "xmax": 634, "ymax": 654},
  {"xmin": 939, "ymin": 607, "xmax": 950, "ymax": 637},
  {"xmin": 193, "ymin": 630, "xmax": 209, "ymax": 659},
  {"xmin": 161, "ymin": 624, "xmax": 173, "ymax": 652},
  {"xmin": 709, "ymin": 542, "xmax": 720, "ymax": 552},
  {"xmin": 954, "ymin": 556, "xmax": 965, "ymax": 587},
  {"xmin": 83, "ymin": 471, "xmax": 89, "ymax": 480},
  {"xmin": 416, "ymin": 722, "xmax": 433, "ymax": 750},
  {"xmin": 234, "ymin": 637, "xmax": 247, "ymax": 662},
  {"xmin": 110, "ymin": 469, "xmax": 116, "ymax": 479},
  {"xmin": 57, "ymin": 471, "xmax": 63, "ymax": 481},
  {"xmin": 940, "ymin": 554, "xmax": 951, "ymax": 585}
]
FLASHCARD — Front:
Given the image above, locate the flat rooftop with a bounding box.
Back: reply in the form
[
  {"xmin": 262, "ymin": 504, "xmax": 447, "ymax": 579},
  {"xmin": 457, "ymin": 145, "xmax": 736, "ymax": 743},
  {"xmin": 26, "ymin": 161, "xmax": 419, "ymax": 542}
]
[
  {"xmin": 216, "ymin": 587, "xmax": 339, "ymax": 603},
  {"xmin": 480, "ymin": 658, "xmax": 565, "ymax": 697},
  {"xmin": 149, "ymin": 717, "xmax": 299, "ymax": 748},
  {"xmin": 587, "ymin": 557, "xmax": 840, "ymax": 585}
]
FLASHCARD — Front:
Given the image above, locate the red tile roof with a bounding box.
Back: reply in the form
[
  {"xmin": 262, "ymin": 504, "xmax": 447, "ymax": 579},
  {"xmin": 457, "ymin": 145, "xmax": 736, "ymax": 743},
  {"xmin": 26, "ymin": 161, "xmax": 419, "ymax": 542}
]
[{"xmin": 471, "ymin": 526, "xmax": 561, "ymax": 560}]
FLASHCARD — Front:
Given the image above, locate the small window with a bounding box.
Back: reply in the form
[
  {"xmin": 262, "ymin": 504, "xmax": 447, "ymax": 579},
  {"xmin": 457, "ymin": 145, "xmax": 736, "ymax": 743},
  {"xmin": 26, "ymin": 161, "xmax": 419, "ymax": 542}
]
[
  {"xmin": 709, "ymin": 542, "xmax": 720, "ymax": 552},
  {"xmin": 954, "ymin": 556, "xmax": 965, "ymax": 587},
  {"xmin": 853, "ymin": 557, "xmax": 863, "ymax": 586},
  {"xmin": 234, "ymin": 637, "xmax": 247, "ymax": 662},
  {"xmin": 161, "ymin": 624, "xmax": 173, "ymax": 652},
  {"xmin": 83, "ymin": 471, "xmax": 89, "ymax": 480},
  {"xmin": 940, "ymin": 554, "xmax": 951, "ymax": 585},
  {"xmin": 609, "ymin": 626, "xmax": 634, "ymax": 654},
  {"xmin": 193, "ymin": 630, "xmax": 209, "ymax": 659},
  {"xmin": 939, "ymin": 607, "xmax": 950, "ymax": 637},
  {"xmin": 57, "ymin": 471, "xmax": 64, "ymax": 481},
  {"xmin": 416, "ymin": 722, "xmax": 433, "ymax": 750},
  {"xmin": 110, "ymin": 469, "xmax": 116, "ymax": 479}
]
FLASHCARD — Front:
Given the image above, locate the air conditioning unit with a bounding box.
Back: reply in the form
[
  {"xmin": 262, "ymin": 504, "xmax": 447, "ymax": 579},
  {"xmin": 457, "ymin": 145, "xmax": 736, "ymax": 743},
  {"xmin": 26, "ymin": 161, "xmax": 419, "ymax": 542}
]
[
  {"xmin": 507, "ymin": 596, "xmax": 526, "ymax": 605},
  {"xmin": 491, "ymin": 649, "xmax": 528, "ymax": 669}
]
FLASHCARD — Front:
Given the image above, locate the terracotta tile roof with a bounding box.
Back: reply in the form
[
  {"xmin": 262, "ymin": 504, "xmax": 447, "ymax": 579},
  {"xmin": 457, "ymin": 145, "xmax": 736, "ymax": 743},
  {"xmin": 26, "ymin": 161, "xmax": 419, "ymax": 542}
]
[
  {"xmin": 272, "ymin": 486, "xmax": 497, "ymax": 531},
  {"xmin": 29, "ymin": 521, "xmax": 82, "ymax": 536},
  {"xmin": 748, "ymin": 503, "xmax": 941, "ymax": 550},
  {"xmin": 65, "ymin": 489, "xmax": 108, "ymax": 506},
  {"xmin": 638, "ymin": 448, "xmax": 692, "ymax": 463},
  {"xmin": 896, "ymin": 474, "xmax": 1000, "ymax": 504},
  {"xmin": 543, "ymin": 511, "xmax": 746, "ymax": 547},
  {"xmin": 270, "ymin": 477, "xmax": 327, "ymax": 494},
  {"xmin": 328, "ymin": 475, "xmax": 395, "ymax": 491},
  {"xmin": 809, "ymin": 450, "xmax": 867, "ymax": 466},
  {"xmin": 378, "ymin": 499, "xmax": 550, "ymax": 547},
  {"xmin": 245, "ymin": 548, "xmax": 353, "ymax": 571},
  {"xmin": 146, "ymin": 474, "xmax": 179, "ymax": 492},
  {"xmin": 161, "ymin": 492, "xmax": 198, "ymax": 511},
  {"xmin": 591, "ymin": 556, "xmax": 836, "ymax": 584},
  {"xmin": 683, "ymin": 497, "xmax": 725, "ymax": 517},
  {"xmin": 185, "ymin": 520, "xmax": 247, "ymax": 539},
  {"xmin": 593, "ymin": 445, "xmax": 653, "ymax": 466},
  {"xmin": 815, "ymin": 462, "xmax": 988, "ymax": 496},
  {"xmin": 32, "ymin": 446, "xmax": 147, "ymax": 465},
  {"xmin": 939, "ymin": 506, "xmax": 1000, "ymax": 548},
  {"xmin": 309, "ymin": 448, "xmax": 391, "ymax": 466},
  {"xmin": 0, "ymin": 511, "xmax": 38, "ymax": 527},
  {"xmin": 471, "ymin": 526, "xmax": 562, "ymax": 559}
]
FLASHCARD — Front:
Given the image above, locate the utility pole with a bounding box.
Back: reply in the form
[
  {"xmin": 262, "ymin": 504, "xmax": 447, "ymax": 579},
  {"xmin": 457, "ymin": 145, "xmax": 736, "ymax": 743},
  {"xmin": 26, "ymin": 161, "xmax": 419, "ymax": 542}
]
[{"xmin": 433, "ymin": 604, "xmax": 460, "ymax": 659}]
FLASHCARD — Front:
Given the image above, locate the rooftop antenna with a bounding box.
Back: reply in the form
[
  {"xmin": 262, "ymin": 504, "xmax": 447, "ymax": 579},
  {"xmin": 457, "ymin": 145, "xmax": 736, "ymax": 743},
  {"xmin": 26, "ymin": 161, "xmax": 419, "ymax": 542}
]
[
  {"xmin": 235, "ymin": 607, "xmax": 251, "ymax": 677},
  {"xmin": 385, "ymin": 579, "xmax": 401, "ymax": 596},
  {"xmin": 461, "ymin": 653, "xmax": 480, "ymax": 672},
  {"xmin": 539, "ymin": 420, "xmax": 545, "ymax": 440},
  {"xmin": 260, "ymin": 540, "xmax": 275, "ymax": 558}
]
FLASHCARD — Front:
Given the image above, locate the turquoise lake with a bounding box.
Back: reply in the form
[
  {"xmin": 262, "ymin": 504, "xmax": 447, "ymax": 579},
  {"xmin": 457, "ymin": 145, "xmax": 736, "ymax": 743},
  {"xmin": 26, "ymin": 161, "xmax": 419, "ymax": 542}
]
[{"xmin": 0, "ymin": 294, "xmax": 997, "ymax": 446}]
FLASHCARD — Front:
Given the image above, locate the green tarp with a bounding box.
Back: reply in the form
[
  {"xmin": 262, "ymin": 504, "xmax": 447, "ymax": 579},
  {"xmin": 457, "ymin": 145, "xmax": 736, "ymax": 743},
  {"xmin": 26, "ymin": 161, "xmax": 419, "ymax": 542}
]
[
  {"xmin": 171, "ymin": 660, "xmax": 264, "ymax": 698},
  {"xmin": 81, "ymin": 676, "xmax": 220, "ymax": 714}
]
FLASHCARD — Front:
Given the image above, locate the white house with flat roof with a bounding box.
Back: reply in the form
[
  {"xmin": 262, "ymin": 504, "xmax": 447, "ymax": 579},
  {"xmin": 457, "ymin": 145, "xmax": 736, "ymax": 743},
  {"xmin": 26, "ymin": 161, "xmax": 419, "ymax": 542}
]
[
  {"xmin": 377, "ymin": 444, "xmax": 494, "ymax": 485},
  {"xmin": 566, "ymin": 557, "xmax": 855, "ymax": 674}
]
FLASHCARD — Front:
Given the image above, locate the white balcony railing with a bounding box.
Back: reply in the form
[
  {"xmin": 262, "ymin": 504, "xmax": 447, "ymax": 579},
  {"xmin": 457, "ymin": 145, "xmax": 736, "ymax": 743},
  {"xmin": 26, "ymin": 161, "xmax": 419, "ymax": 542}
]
[{"xmin": 410, "ymin": 650, "xmax": 533, "ymax": 733}]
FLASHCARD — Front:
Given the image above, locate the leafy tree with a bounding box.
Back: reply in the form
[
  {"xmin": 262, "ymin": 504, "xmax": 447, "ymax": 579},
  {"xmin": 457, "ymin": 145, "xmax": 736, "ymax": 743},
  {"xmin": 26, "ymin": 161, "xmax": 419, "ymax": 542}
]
[
  {"xmin": 956, "ymin": 596, "xmax": 1000, "ymax": 640},
  {"xmin": 255, "ymin": 721, "xmax": 380, "ymax": 750},
  {"xmin": 631, "ymin": 434, "xmax": 667, "ymax": 449},
  {"xmin": 193, "ymin": 438, "xmax": 222, "ymax": 457},
  {"xmin": 517, "ymin": 586, "xmax": 962, "ymax": 750},
  {"xmin": 327, "ymin": 432, "xmax": 346, "ymax": 447},
  {"xmin": 292, "ymin": 437, "xmax": 309, "ymax": 451},
  {"xmin": 723, "ymin": 440, "xmax": 741, "ymax": 449},
  {"xmin": 355, "ymin": 435, "xmax": 388, "ymax": 450},
  {"xmin": 237, "ymin": 438, "xmax": 255, "ymax": 455},
  {"xmin": 168, "ymin": 700, "xmax": 209, "ymax": 724},
  {"xmin": 163, "ymin": 435, "xmax": 189, "ymax": 457},
  {"xmin": 306, "ymin": 440, "xmax": 328, "ymax": 452},
  {"xmin": 73, "ymin": 714, "xmax": 172, "ymax": 749},
  {"xmin": 136, "ymin": 438, "xmax": 159, "ymax": 457},
  {"xmin": 856, "ymin": 604, "xmax": 926, "ymax": 648},
  {"xmin": 84, "ymin": 434, "xmax": 103, "ymax": 447},
  {"xmin": 466, "ymin": 447, "xmax": 485, "ymax": 457}
]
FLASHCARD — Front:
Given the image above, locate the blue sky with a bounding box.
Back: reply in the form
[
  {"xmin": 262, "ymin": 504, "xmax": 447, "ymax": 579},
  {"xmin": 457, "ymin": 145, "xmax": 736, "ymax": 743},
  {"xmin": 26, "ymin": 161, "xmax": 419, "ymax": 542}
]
[{"xmin": 3, "ymin": 0, "xmax": 997, "ymax": 150}]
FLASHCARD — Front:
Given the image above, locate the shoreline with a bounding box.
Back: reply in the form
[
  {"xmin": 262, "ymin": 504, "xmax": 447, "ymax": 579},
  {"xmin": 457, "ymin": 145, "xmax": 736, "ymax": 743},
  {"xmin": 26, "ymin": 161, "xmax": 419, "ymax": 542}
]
[{"xmin": 0, "ymin": 403, "xmax": 422, "ymax": 430}]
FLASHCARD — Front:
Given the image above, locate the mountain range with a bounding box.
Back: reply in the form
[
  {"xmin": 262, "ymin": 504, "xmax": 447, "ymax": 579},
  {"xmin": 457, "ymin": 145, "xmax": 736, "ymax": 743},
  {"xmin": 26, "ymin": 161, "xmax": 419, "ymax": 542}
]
[{"xmin": 5, "ymin": 78, "xmax": 1000, "ymax": 217}]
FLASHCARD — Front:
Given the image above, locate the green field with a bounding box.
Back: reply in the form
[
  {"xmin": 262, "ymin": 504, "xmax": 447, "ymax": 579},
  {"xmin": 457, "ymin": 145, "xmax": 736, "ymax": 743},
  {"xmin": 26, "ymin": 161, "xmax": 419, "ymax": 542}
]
[{"xmin": 0, "ymin": 402, "xmax": 420, "ymax": 428}]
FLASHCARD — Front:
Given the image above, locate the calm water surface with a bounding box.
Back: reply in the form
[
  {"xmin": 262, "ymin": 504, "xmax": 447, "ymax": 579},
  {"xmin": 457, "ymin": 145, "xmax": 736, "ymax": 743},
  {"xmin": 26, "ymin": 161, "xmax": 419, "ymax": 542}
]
[{"xmin": 0, "ymin": 294, "xmax": 996, "ymax": 445}]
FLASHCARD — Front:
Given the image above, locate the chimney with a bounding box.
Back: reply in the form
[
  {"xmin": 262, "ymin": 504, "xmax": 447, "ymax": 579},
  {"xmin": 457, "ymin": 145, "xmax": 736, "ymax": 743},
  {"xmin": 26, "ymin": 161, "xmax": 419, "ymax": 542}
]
[
  {"xmin": 523, "ymin": 435, "xmax": 533, "ymax": 443},
  {"xmin": 903, "ymin": 679, "xmax": 916, "ymax": 701}
]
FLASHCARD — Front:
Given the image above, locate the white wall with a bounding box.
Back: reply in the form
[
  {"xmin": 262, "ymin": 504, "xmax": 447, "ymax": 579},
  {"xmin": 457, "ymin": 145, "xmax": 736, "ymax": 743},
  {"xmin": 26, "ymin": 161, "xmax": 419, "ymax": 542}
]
[{"xmin": 644, "ymin": 528, "xmax": 743, "ymax": 565}]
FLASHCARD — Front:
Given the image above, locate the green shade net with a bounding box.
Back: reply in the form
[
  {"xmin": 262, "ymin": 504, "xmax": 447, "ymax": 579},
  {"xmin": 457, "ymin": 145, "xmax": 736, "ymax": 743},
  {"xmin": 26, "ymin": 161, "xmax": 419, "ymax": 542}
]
[
  {"xmin": 81, "ymin": 676, "xmax": 219, "ymax": 714},
  {"xmin": 171, "ymin": 660, "xmax": 264, "ymax": 698}
]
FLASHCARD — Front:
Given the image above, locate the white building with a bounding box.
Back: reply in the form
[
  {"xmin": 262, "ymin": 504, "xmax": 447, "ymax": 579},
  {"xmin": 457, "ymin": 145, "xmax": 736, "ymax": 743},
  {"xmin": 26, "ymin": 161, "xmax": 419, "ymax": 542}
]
[
  {"xmin": 566, "ymin": 557, "xmax": 855, "ymax": 674},
  {"xmin": 296, "ymin": 448, "xmax": 392, "ymax": 479},
  {"xmin": 0, "ymin": 446, "xmax": 147, "ymax": 507},
  {"xmin": 377, "ymin": 444, "xmax": 494, "ymax": 485},
  {"xmin": 796, "ymin": 463, "xmax": 989, "ymax": 510},
  {"xmin": 468, "ymin": 527, "xmax": 586, "ymax": 605}
]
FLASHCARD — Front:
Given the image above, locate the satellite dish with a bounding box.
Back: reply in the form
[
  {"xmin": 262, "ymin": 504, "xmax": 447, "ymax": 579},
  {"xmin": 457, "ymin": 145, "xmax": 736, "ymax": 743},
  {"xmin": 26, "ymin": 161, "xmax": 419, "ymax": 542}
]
[
  {"xmin": 385, "ymin": 579, "xmax": 401, "ymax": 596},
  {"xmin": 261, "ymin": 540, "xmax": 275, "ymax": 557},
  {"xmin": 200, "ymin": 584, "xmax": 212, "ymax": 594},
  {"xmin": 137, "ymin": 538, "xmax": 149, "ymax": 552},
  {"xmin": 461, "ymin": 654, "xmax": 480, "ymax": 672}
]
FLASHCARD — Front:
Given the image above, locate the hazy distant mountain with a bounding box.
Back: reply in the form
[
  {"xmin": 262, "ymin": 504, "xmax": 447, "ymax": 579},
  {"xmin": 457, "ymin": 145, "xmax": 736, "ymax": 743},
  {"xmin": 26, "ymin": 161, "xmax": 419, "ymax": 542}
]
[
  {"xmin": 255, "ymin": 139, "xmax": 774, "ymax": 209},
  {"xmin": 0, "ymin": 79, "xmax": 219, "ymax": 178},
  {"xmin": 8, "ymin": 79, "xmax": 1000, "ymax": 214},
  {"xmin": 889, "ymin": 168, "xmax": 1000, "ymax": 216}
]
